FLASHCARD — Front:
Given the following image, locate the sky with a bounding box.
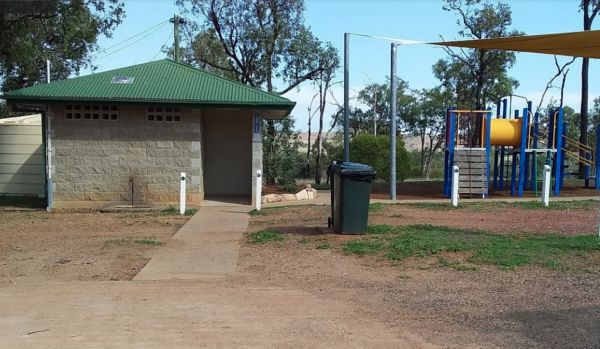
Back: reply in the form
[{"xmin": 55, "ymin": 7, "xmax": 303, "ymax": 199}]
[{"xmin": 83, "ymin": 0, "xmax": 599, "ymax": 131}]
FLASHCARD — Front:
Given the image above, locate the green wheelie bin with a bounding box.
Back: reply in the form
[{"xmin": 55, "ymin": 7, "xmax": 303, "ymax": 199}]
[{"xmin": 327, "ymin": 161, "xmax": 376, "ymax": 234}]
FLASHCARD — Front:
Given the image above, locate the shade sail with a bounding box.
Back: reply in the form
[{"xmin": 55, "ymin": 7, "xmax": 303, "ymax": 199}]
[{"xmin": 431, "ymin": 30, "xmax": 600, "ymax": 58}]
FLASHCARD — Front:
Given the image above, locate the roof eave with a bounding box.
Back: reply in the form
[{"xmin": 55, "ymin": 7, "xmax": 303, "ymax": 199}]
[{"xmin": 3, "ymin": 96, "xmax": 295, "ymax": 117}]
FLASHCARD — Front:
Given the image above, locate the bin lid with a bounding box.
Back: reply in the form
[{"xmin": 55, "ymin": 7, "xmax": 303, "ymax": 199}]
[{"xmin": 332, "ymin": 161, "xmax": 376, "ymax": 176}]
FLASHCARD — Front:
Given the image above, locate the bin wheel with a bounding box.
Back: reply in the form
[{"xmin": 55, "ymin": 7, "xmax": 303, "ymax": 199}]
[{"xmin": 327, "ymin": 217, "xmax": 332, "ymax": 229}]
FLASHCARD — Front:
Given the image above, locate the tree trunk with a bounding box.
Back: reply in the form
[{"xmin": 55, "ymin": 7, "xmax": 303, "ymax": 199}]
[
  {"xmin": 419, "ymin": 133, "xmax": 426, "ymax": 177},
  {"xmin": 581, "ymin": 0, "xmax": 592, "ymax": 176},
  {"xmin": 306, "ymin": 118, "xmax": 311, "ymax": 178},
  {"xmin": 314, "ymin": 81, "xmax": 328, "ymax": 185}
]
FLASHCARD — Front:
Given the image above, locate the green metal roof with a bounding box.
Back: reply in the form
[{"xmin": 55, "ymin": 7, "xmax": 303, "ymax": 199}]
[{"xmin": 3, "ymin": 59, "xmax": 295, "ymax": 115}]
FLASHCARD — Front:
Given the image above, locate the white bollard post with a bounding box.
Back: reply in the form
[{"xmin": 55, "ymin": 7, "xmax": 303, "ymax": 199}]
[
  {"xmin": 180, "ymin": 172, "xmax": 186, "ymax": 215},
  {"xmin": 451, "ymin": 166, "xmax": 459, "ymax": 207},
  {"xmin": 541, "ymin": 165, "xmax": 551, "ymax": 207},
  {"xmin": 256, "ymin": 169, "xmax": 262, "ymax": 211}
]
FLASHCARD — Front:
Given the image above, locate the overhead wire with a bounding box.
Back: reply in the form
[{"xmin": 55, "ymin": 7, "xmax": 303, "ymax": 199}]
[
  {"xmin": 151, "ymin": 27, "xmax": 174, "ymax": 61},
  {"xmin": 92, "ymin": 21, "xmax": 170, "ymax": 61}
]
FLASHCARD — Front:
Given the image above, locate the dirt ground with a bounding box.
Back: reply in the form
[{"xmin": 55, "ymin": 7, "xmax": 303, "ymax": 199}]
[
  {"xmin": 2, "ymin": 202, "xmax": 600, "ymax": 347},
  {"xmin": 242, "ymin": 202, "xmax": 600, "ymax": 348},
  {"xmin": 0, "ymin": 210, "xmax": 187, "ymax": 283}
]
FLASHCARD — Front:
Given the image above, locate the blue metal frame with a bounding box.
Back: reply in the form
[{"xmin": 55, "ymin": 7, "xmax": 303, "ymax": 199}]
[
  {"xmin": 530, "ymin": 111, "xmax": 539, "ymax": 191},
  {"xmin": 517, "ymin": 108, "xmax": 528, "ymax": 197},
  {"xmin": 485, "ymin": 109, "xmax": 492, "ymax": 197},
  {"xmin": 499, "ymin": 99, "xmax": 507, "ymax": 190},
  {"xmin": 553, "ymin": 108, "xmax": 564, "ymax": 195},
  {"xmin": 522, "ymin": 101, "xmax": 532, "ymax": 190},
  {"xmin": 492, "ymin": 101, "xmax": 501, "ymax": 190},
  {"xmin": 443, "ymin": 108, "xmax": 456, "ymax": 197},
  {"xmin": 510, "ymin": 109, "xmax": 519, "ymax": 196},
  {"xmin": 596, "ymin": 124, "xmax": 600, "ymax": 190},
  {"xmin": 560, "ymin": 122, "xmax": 567, "ymax": 190}
]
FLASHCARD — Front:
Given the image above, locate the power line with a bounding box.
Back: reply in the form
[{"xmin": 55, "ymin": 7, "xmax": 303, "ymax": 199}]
[
  {"xmin": 151, "ymin": 27, "xmax": 174, "ymax": 61},
  {"xmin": 94, "ymin": 20, "xmax": 169, "ymax": 56},
  {"xmin": 93, "ymin": 21, "xmax": 169, "ymax": 61}
]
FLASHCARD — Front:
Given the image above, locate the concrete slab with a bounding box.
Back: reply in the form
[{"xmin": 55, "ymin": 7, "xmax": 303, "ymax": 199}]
[
  {"xmin": 134, "ymin": 205, "xmax": 250, "ymax": 281},
  {"xmin": 0, "ymin": 281, "xmax": 420, "ymax": 348}
]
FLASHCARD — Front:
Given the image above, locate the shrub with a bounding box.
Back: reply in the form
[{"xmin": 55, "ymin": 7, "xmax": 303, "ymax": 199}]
[{"xmin": 349, "ymin": 134, "xmax": 411, "ymax": 181}]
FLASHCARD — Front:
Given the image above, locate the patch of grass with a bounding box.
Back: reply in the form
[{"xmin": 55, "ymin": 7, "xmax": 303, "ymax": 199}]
[
  {"xmin": 161, "ymin": 205, "xmax": 197, "ymax": 216},
  {"xmin": 247, "ymin": 230, "xmax": 284, "ymax": 244},
  {"xmin": 134, "ymin": 237, "xmax": 162, "ymax": 246},
  {"xmin": 344, "ymin": 239, "xmax": 385, "ymax": 255},
  {"xmin": 316, "ymin": 243, "xmax": 331, "ymax": 250},
  {"xmin": 343, "ymin": 224, "xmax": 600, "ymax": 270},
  {"xmin": 248, "ymin": 206, "xmax": 290, "ymax": 216},
  {"xmin": 438, "ymin": 257, "xmax": 477, "ymax": 271},
  {"xmin": 369, "ymin": 202, "xmax": 386, "ymax": 212},
  {"xmin": 298, "ymin": 238, "xmax": 309, "ymax": 245},
  {"xmin": 403, "ymin": 200, "xmax": 598, "ymax": 211}
]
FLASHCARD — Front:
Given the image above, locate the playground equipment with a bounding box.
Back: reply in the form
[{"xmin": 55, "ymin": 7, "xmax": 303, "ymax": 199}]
[{"xmin": 443, "ymin": 100, "xmax": 600, "ymax": 198}]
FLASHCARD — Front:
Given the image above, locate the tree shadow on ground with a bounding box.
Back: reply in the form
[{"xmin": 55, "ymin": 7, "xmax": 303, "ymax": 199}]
[{"xmin": 505, "ymin": 305, "xmax": 600, "ymax": 349}]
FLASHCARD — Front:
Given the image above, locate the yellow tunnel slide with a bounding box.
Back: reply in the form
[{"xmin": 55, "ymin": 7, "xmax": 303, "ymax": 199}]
[{"xmin": 489, "ymin": 119, "xmax": 522, "ymax": 147}]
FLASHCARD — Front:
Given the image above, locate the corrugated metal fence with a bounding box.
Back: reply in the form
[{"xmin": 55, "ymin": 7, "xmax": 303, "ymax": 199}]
[{"xmin": 0, "ymin": 114, "xmax": 44, "ymax": 197}]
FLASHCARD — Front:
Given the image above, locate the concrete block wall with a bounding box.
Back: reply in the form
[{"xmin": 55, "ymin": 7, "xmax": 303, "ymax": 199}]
[{"xmin": 49, "ymin": 104, "xmax": 203, "ymax": 208}]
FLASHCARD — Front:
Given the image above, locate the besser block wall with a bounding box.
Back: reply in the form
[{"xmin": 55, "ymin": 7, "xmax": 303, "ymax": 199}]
[{"xmin": 49, "ymin": 104, "xmax": 203, "ymax": 208}]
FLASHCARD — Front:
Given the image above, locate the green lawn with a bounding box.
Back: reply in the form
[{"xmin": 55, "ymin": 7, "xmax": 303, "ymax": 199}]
[
  {"xmin": 402, "ymin": 200, "xmax": 599, "ymax": 211},
  {"xmin": 343, "ymin": 224, "xmax": 600, "ymax": 270}
]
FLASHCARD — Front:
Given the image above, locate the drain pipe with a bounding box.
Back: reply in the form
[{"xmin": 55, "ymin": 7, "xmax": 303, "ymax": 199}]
[
  {"xmin": 180, "ymin": 172, "xmax": 186, "ymax": 215},
  {"xmin": 129, "ymin": 176, "xmax": 134, "ymax": 206}
]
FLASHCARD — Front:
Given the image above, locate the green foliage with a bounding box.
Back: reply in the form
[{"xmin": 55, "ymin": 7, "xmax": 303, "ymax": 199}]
[
  {"xmin": 352, "ymin": 77, "xmax": 417, "ymax": 135},
  {"xmin": 344, "ymin": 224, "xmax": 600, "ymax": 269},
  {"xmin": 247, "ymin": 230, "xmax": 284, "ymax": 244},
  {"xmin": 403, "ymin": 200, "xmax": 598, "ymax": 211},
  {"xmin": 179, "ymin": 0, "xmax": 339, "ymax": 185},
  {"xmin": 161, "ymin": 205, "xmax": 197, "ymax": 216},
  {"xmin": 405, "ymin": 87, "xmax": 452, "ymax": 178},
  {"xmin": 436, "ymin": 0, "xmax": 521, "ymax": 109},
  {"xmin": 263, "ymin": 117, "xmax": 302, "ymax": 185},
  {"xmin": 349, "ymin": 134, "xmax": 411, "ymax": 182},
  {"xmin": 0, "ymin": 0, "xmax": 125, "ymax": 91}
]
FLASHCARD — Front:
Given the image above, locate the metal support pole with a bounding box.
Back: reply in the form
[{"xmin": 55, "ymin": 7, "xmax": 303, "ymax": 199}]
[
  {"xmin": 510, "ymin": 109, "xmax": 519, "ymax": 196},
  {"xmin": 389, "ymin": 43, "xmax": 397, "ymax": 201},
  {"xmin": 523, "ymin": 101, "xmax": 532, "ymax": 190},
  {"xmin": 595, "ymin": 124, "xmax": 600, "ymax": 190},
  {"xmin": 517, "ymin": 107, "xmax": 528, "ymax": 197},
  {"xmin": 484, "ymin": 109, "xmax": 492, "ymax": 198},
  {"xmin": 444, "ymin": 108, "xmax": 457, "ymax": 197},
  {"xmin": 531, "ymin": 112, "xmax": 539, "ymax": 192},
  {"xmin": 46, "ymin": 60, "xmax": 51, "ymax": 83},
  {"xmin": 343, "ymin": 33, "xmax": 350, "ymax": 162},
  {"xmin": 499, "ymin": 99, "xmax": 508, "ymax": 190},
  {"xmin": 493, "ymin": 100, "xmax": 501, "ymax": 190},
  {"xmin": 451, "ymin": 166, "xmax": 459, "ymax": 207},
  {"xmin": 554, "ymin": 108, "xmax": 564, "ymax": 196}
]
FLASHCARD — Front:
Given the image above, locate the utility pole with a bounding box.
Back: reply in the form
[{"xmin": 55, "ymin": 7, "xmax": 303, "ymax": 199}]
[{"xmin": 170, "ymin": 15, "xmax": 185, "ymax": 62}]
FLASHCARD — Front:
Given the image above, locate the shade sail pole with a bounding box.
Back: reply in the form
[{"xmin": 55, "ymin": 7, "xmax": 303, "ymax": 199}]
[
  {"xmin": 343, "ymin": 32, "xmax": 350, "ymax": 162},
  {"xmin": 390, "ymin": 43, "xmax": 397, "ymax": 201}
]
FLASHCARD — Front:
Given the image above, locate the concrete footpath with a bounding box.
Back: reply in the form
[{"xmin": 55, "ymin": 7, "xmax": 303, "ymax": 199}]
[{"xmin": 134, "ymin": 204, "xmax": 249, "ymax": 280}]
